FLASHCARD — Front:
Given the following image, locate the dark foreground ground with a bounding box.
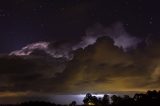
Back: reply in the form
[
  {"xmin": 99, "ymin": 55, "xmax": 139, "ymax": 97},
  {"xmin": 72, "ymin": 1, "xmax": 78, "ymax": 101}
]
[{"xmin": 1, "ymin": 90, "xmax": 160, "ymax": 106}]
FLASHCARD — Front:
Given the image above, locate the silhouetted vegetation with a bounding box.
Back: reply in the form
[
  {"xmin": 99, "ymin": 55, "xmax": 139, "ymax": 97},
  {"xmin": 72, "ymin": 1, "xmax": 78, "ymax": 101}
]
[{"xmin": 1, "ymin": 90, "xmax": 160, "ymax": 106}]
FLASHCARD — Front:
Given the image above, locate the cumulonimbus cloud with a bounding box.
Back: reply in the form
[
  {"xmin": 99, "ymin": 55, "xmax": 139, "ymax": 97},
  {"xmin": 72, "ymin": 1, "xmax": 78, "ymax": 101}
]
[
  {"xmin": 0, "ymin": 34, "xmax": 160, "ymax": 97},
  {"xmin": 9, "ymin": 22, "xmax": 142, "ymax": 60},
  {"xmin": 74, "ymin": 22, "xmax": 141, "ymax": 51},
  {"xmin": 6, "ymin": 22, "xmax": 154, "ymax": 94}
]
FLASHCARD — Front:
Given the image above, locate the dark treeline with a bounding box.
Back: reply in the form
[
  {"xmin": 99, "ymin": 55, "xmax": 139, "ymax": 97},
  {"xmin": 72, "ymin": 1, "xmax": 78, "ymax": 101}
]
[{"xmin": 1, "ymin": 90, "xmax": 160, "ymax": 106}]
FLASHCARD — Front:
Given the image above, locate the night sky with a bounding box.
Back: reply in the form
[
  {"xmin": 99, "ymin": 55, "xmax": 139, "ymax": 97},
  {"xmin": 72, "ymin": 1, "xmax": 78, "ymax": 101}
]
[{"xmin": 0, "ymin": 0, "xmax": 160, "ymax": 104}]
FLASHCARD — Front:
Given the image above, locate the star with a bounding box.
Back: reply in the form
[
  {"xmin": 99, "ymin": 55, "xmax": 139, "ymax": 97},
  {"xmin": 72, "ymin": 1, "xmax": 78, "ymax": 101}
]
[{"xmin": 149, "ymin": 21, "xmax": 153, "ymax": 25}]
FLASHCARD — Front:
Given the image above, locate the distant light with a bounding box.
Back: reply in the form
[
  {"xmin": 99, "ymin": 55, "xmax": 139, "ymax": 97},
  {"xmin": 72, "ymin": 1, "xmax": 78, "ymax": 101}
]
[
  {"xmin": 92, "ymin": 94, "xmax": 104, "ymax": 97},
  {"xmin": 78, "ymin": 94, "xmax": 85, "ymax": 98},
  {"xmin": 78, "ymin": 94, "xmax": 105, "ymax": 98},
  {"xmin": 88, "ymin": 102, "xmax": 95, "ymax": 105}
]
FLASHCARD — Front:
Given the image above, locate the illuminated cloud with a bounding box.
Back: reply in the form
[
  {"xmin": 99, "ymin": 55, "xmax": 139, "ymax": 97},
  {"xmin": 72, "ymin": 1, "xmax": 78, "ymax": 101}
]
[
  {"xmin": 52, "ymin": 37, "xmax": 160, "ymax": 92},
  {"xmin": 73, "ymin": 35, "xmax": 97, "ymax": 50},
  {"xmin": 4, "ymin": 23, "xmax": 160, "ymax": 95},
  {"xmin": 73, "ymin": 22, "xmax": 141, "ymax": 51},
  {"xmin": 113, "ymin": 34, "xmax": 141, "ymax": 51},
  {"xmin": 9, "ymin": 42, "xmax": 50, "ymax": 56},
  {"xmin": 9, "ymin": 41, "xmax": 73, "ymax": 60},
  {"xmin": 9, "ymin": 22, "xmax": 142, "ymax": 62},
  {"xmin": 105, "ymin": 22, "xmax": 141, "ymax": 51}
]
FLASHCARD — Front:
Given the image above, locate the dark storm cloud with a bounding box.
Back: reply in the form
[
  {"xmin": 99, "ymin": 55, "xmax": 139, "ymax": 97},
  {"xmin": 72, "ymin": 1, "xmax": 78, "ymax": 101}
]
[
  {"xmin": 0, "ymin": 35, "xmax": 160, "ymax": 98},
  {"xmin": 52, "ymin": 36, "xmax": 160, "ymax": 92},
  {"xmin": 2, "ymin": 22, "xmax": 160, "ymax": 95},
  {"xmin": 0, "ymin": 55, "xmax": 67, "ymax": 93}
]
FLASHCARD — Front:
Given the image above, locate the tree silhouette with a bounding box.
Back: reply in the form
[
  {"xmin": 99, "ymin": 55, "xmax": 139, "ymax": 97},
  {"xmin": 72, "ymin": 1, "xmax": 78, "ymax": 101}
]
[
  {"xmin": 1, "ymin": 90, "xmax": 160, "ymax": 106},
  {"xmin": 83, "ymin": 93, "xmax": 99, "ymax": 105},
  {"xmin": 69, "ymin": 101, "xmax": 76, "ymax": 106},
  {"xmin": 83, "ymin": 93, "xmax": 92, "ymax": 105},
  {"xmin": 102, "ymin": 94, "xmax": 110, "ymax": 106},
  {"xmin": 111, "ymin": 95, "xmax": 122, "ymax": 105}
]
